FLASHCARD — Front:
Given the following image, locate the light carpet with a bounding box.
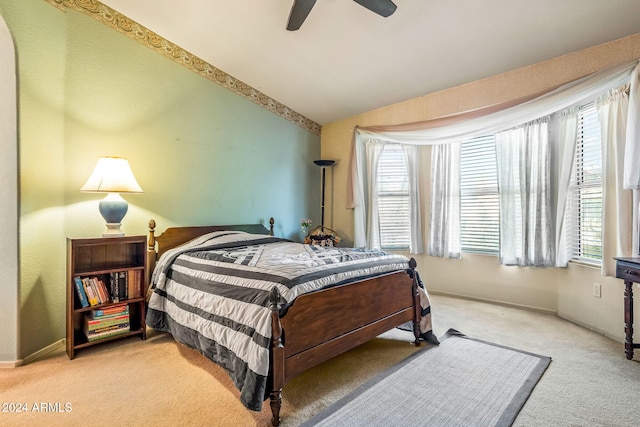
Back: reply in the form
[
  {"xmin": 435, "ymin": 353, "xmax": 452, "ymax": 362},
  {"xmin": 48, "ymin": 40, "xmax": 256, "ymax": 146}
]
[{"xmin": 301, "ymin": 329, "xmax": 551, "ymax": 427}]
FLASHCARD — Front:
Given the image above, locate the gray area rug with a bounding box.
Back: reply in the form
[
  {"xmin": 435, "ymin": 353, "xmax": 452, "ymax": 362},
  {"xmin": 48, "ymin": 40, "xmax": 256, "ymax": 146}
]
[{"xmin": 300, "ymin": 329, "xmax": 551, "ymax": 427}]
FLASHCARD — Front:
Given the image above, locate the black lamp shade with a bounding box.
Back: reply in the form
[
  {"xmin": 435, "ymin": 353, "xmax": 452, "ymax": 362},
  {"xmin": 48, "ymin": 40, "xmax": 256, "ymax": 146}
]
[{"xmin": 314, "ymin": 160, "xmax": 336, "ymax": 167}]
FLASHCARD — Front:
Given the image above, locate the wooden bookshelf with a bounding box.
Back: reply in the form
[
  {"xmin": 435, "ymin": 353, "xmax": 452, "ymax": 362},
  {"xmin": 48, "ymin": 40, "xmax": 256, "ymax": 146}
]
[{"xmin": 66, "ymin": 236, "xmax": 147, "ymax": 359}]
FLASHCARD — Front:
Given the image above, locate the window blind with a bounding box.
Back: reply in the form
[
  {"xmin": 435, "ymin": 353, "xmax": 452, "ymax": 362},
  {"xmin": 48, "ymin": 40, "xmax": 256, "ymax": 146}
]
[
  {"xmin": 460, "ymin": 135, "xmax": 500, "ymax": 254},
  {"xmin": 377, "ymin": 145, "xmax": 410, "ymax": 249},
  {"xmin": 568, "ymin": 103, "xmax": 603, "ymax": 264}
]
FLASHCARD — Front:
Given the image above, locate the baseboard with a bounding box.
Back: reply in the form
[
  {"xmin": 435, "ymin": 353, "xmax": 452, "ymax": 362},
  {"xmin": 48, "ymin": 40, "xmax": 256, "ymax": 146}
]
[
  {"xmin": 557, "ymin": 312, "xmax": 624, "ymax": 344},
  {"xmin": 21, "ymin": 339, "xmax": 66, "ymax": 366},
  {"xmin": 0, "ymin": 359, "xmax": 24, "ymax": 368},
  {"xmin": 430, "ymin": 290, "xmax": 624, "ymax": 343},
  {"xmin": 429, "ymin": 290, "xmax": 558, "ymax": 316}
]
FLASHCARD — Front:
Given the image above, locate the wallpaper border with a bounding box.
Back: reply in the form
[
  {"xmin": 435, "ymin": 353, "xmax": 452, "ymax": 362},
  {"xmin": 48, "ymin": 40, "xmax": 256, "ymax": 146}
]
[{"xmin": 45, "ymin": 0, "xmax": 321, "ymax": 136}]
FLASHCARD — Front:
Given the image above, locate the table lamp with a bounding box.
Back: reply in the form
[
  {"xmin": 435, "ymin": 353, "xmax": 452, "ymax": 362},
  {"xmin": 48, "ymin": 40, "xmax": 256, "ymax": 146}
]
[{"xmin": 80, "ymin": 156, "xmax": 143, "ymax": 237}]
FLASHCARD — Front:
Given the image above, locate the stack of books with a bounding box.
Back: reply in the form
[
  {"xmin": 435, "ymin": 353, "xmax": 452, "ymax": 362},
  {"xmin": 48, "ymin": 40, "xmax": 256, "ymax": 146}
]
[{"xmin": 83, "ymin": 304, "xmax": 130, "ymax": 342}]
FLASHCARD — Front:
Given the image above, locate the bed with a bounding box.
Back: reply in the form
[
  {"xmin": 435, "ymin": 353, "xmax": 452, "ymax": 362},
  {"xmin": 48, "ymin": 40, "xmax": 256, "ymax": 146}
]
[{"xmin": 145, "ymin": 218, "xmax": 436, "ymax": 426}]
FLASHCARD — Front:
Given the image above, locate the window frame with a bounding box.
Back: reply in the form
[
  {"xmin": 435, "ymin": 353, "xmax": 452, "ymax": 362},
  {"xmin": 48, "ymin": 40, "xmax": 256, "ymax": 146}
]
[
  {"xmin": 567, "ymin": 103, "xmax": 603, "ymax": 266},
  {"xmin": 376, "ymin": 144, "xmax": 411, "ymax": 250},
  {"xmin": 459, "ymin": 135, "xmax": 501, "ymax": 255}
]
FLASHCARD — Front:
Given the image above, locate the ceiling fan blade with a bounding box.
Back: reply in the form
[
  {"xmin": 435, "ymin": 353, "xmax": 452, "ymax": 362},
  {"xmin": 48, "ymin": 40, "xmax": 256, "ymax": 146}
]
[
  {"xmin": 287, "ymin": 0, "xmax": 318, "ymax": 31},
  {"xmin": 352, "ymin": 0, "xmax": 397, "ymax": 18}
]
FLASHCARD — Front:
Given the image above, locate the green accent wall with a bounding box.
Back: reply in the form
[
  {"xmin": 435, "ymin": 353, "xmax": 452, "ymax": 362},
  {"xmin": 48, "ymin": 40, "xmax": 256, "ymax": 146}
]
[{"xmin": 0, "ymin": 0, "xmax": 320, "ymax": 360}]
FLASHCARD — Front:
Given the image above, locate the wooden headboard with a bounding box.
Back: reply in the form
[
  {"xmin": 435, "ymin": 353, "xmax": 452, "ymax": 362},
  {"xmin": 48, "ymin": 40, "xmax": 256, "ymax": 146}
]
[{"xmin": 145, "ymin": 217, "xmax": 275, "ymax": 286}]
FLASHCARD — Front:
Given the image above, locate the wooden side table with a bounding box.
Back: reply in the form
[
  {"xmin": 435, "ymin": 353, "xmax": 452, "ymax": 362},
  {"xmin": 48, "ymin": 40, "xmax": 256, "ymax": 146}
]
[
  {"xmin": 614, "ymin": 257, "xmax": 640, "ymax": 359},
  {"xmin": 67, "ymin": 236, "xmax": 147, "ymax": 359}
]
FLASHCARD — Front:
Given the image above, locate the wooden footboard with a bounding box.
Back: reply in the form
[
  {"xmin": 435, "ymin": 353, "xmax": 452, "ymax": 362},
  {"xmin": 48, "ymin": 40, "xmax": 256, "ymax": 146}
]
[
  {"xmin": 283, "ymin": 270, "xmax": 417, "ymax": 376},
  {"xmin": 268, "ymin": 261, "xmax": 421, "ymax": 426}
]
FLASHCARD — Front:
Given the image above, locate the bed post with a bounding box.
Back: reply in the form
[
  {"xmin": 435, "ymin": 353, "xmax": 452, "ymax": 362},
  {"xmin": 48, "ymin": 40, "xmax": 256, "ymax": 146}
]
[
  {"xmin": 146, "ymin": 219, "xmax": 157, "ymax": 295},
  {"xmin": 409, "ymin": 258, "xmax": 421, "ymax": 347},
  {"xmin": 269, "ymin": 287, "xmax": 284, "ymax": 427},
  {"xmin": 269, "ymin": 217, "xmax": 275, "ymax": 236}
]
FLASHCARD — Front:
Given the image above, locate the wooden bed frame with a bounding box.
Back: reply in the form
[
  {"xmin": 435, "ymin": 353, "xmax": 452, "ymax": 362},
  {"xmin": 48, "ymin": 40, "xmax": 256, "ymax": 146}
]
[{"xmin": 146, "ymin": 218, "xmax": 422, "ymax": 426}]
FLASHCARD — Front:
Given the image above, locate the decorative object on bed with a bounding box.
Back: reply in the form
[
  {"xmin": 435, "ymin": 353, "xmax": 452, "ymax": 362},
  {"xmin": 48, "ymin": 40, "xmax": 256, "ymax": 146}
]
[
  {"xmin": 305, "ymin": 225, "xmax": 341, "ymax": 246},
  {"xmin": 145, "ymin": 218, "xmax": 435, "ymax": 426},
  {"xmin": 301, "ymin": 329, "xmax": 551, "ymax": 427},
  {"xmin": 80, "ymin": 156, "xmax": 143, "ymax": 237},
  {"xmin": 300, "ymin": 218, "xmax": 312, "ymax": 235}
]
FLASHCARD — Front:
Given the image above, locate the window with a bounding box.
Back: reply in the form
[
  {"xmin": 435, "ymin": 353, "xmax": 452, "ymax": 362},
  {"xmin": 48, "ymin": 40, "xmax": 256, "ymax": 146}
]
[
  {"xmin": 567, "ymin": 103, "xmax": 603, "ymax": 264},
  {"xmin": 377, "ymin": 145, "xmax": 410, "ymax": 249},
  {"xmin": 460, "ymin": 135, "xmax": 500, "ymax": 255}
]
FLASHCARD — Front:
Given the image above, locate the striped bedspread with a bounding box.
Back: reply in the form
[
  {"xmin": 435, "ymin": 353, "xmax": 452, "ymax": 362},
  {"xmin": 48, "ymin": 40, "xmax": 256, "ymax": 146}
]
[{"xmin": 146, "ymin": 231, "xmax": 433, "ymax": 411}]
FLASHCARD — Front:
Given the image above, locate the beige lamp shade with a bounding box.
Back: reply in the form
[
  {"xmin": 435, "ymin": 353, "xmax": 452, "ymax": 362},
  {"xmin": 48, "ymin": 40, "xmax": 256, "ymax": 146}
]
[
  {"xmin": 80, "ymin": 156, "xmax": 143, "ymax": 193},
  {"xmin": 81, "ymin": 157, "xmax": 142, "ymax": 237}
]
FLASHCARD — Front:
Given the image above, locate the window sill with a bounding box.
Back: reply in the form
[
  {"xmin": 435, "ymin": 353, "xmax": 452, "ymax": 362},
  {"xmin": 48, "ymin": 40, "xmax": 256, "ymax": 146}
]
[{"xmin": 568, "ymin": 259, "xmax": 601, "ymax": 269}]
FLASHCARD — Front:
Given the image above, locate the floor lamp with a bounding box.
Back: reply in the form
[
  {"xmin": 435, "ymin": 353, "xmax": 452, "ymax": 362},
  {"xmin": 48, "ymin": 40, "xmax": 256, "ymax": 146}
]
[{"xmin": 313, "ymin": 159, "xmax": 335, "ymax": 232}]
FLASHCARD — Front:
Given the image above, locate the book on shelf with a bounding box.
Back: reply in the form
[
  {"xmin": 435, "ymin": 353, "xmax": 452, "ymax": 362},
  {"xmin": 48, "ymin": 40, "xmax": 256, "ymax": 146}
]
[
  {"xmin": 92, "ymin": 277, "xmax": 110, "ymax": 305},
  {"xmin": 84, "ymin": 313, "xmax": 130, "ymax": 331},
  {"xmin": 118, "ymin": 270, "xmax": 127, "ymax": 301},
  {"xmin": 108, "ymin": 269, "xmax": 143, "ymax": 303},
  {"xmin": 81, "ymin": 277, "xmax": 99, "ymax": 306},
  {"xmin": 84, "ymin": 323, "xmax": 130, "ymax": 342},
  {"xmin": 109, "ymin": 271, "xmax": 128, "ymax": 302},
  {"xmin": 73, "ymin": 276, "xmax": 89, "ymax": 308},
  {"xmin": 128, "ymin": 269, "xmax": 142, "ymax": 299},
  {"xmin": 81, "ymin": 276, "xmax": 111, "ymax": 306},
  {"xmin": 109, "ymin": 271, "xmax": 118, "ymax": 303},
  {"xmin": 89, "ymin": 303, "xmax": 129, "ymax": 319},
  {"xmin": 135, "ymin": 269, "xmax": 142, "ymax": 297},
  {"xmin": 83, "ymin": 310, "xmax": 130, "ymax": 340}
]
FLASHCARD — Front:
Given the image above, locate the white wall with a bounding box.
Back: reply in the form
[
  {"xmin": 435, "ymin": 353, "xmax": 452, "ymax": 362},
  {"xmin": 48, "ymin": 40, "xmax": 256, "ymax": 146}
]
[{"xmin": 0, "ymin": 12, "xmax": 19, "ymax": 365}]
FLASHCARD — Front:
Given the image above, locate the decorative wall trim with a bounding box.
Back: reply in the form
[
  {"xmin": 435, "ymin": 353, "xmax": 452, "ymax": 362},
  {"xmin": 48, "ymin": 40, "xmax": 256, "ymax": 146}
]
[{"xmin": 45, "ymin": 0, "xmax": 321, "ymax": 135}]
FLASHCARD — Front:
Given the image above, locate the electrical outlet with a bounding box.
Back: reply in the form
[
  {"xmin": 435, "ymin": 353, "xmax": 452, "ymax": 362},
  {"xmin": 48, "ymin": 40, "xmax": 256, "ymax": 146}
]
[{"xmin": 593, "ymin": 283, "xmax": 601, "ymax": 298}]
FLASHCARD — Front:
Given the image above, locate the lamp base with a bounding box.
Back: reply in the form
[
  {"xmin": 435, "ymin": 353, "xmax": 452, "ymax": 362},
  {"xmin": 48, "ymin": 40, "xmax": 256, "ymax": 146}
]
[
  {"xmin": 98, "ymin": 193, "xmax": 128, "ymax": 237},
  {"xmin": 102, "ymin": 223, "xmax": 125, "ymax": 237}
]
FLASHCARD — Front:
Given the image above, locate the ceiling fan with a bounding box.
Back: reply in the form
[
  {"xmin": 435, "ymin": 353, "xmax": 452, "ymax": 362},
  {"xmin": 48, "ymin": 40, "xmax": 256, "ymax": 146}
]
[{"xmin": 287, "ymin": 0, "xmax": 398, "ymax": 31}]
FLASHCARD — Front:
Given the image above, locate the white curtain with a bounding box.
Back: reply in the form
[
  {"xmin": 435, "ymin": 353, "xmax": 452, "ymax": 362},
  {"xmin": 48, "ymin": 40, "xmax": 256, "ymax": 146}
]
[
  {"xmin": 364, "ymin": 142, "xmax": 385, "ymax": 251},
  {"xmin": 597, "ymin": 86, "xmax": 633, "ymax": 275},
  {"xmin": 428, "ymin": 143, "xmax": 461, "ymax": 258},
  {"xmin": 402, "ymin": 145, "xmax": 424, "ymax": 254},
  {"xmin": 352, "ymin": 134, "xmax": 367, "ymax": 248},
  {"xmin": 495, "ymin": 118, "xmax": 553, "ymax": 266},
  {"xmin": 352, "ymin": 139, "xmax": 423, "ymax": 253},
  {"xmin": 624, "ymin": 63, "xmax": 640, "ymax": 189},
  {"xmin": 353, "ymin": 61, "xmax": 638, "ymax": 147},
  {"xmin": 554, "ymin": 108, "xmax": 579, "ymax": 267},
  {"xmin": 349, "ymin": 59, "xmax": 640, "ymax": 260}
]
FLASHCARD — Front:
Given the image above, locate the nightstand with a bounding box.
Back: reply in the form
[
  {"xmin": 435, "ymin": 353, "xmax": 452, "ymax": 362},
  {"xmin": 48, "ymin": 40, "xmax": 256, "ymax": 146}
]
[
  {"xmin": 614, "ymin": 257, "xmax": 640, "ymax": 360},
  {"xmin": 66, "ymin": 236, "xmax": 147, "ymax": 359}
]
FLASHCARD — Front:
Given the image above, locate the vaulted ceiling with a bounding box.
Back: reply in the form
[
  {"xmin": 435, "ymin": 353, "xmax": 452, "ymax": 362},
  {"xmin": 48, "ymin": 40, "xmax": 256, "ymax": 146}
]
[{"xmin": 99, "ymin": 0, "xmax": 640, "ymax": 126}]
